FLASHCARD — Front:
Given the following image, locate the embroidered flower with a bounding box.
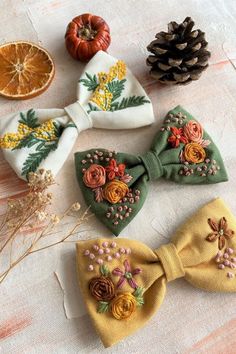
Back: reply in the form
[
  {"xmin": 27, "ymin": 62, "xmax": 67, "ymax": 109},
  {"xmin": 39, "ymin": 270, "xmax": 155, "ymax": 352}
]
[
  {"xmin": 167, "ymin": 127, "xmax": 188, "ymax": 148},
  {"xmin": 183, "ymin": 143, "xmax": 206, "ymax": 164},
  {"xmin": 105, "ymin": 159, "xmax": 126, "ymax": 180},
  {"xmin": 111, "ymin": 293, "xmax": 136, "ymax": 320},
  {"xmin": 103, "ymin": 180, "xmax": 129, "ymax": 204},
  {"xmin": 112, "ymin": 259, "xmax": 142, "ymax": 289},
  {"xmin": 83, "ymin": 164, "xmax": 106, "ymax": 189},
  {"xmin": 183, "ymin": 120, "xmax": 210, "ymax": 147},
  {"xmin": 206, "ymin": 217, "xmax": 235, "ymax": 250},
  {"xmin": 89, "ymin": 276, "xmax": 115, "ymax": 301}
]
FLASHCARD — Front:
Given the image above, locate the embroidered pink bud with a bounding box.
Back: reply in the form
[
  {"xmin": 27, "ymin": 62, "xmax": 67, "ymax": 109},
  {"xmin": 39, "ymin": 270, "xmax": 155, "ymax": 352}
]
[
  {"xmin": 227, "ymin": 272, "xmax": 234, "ymax": 279},
  {"xmin": 203, "ymin": 165, "xmax": 207, "ymax": 171},
  {"xmin": 119, "ymin": 247, "xmax": 126, "ymax": 254},
  {"xmin": 127, "ymin": 193, "xmax": 132, "ymax": 198},
  {"xmin": 98, "ymin": 152, "xmax": 103, "ymax": 156},
  {"xmin": 123, "ymin": 197, "xmax": 127, "ymax": 202},
  {"xmin": 205, "ymin": 158, "xmax": 210, "ymax": 163},
  {"xmin": 86, "ymin": 154, "xmax": 91, "ymax": 158},
  {"xmin": 212, "ymin": 159, "xmax": 216, "ymax": 164},
  {"xmin": 108, "ymin": 152, "xmax": 113, "ymax": 157},
  {"xmin": 129, "ymin": 198, "xmax": 134, "ymax": 204},
  {"xmin": 179, "ymin": 119, "xmax": 183, "ymax": 125},
  {"xmin": 215, "ymin": 257, "xmax": 221, "ymax": 263},
  {"xmin": 190, "ymin": 169, "xmax": 194, "ymax": 174},
  {"xmin": 120, "ymin": 215, "xmax": 123, "ymax": 220},
  {"xmin": 95, "ymin": 150, "xmax": 99, "ymax": 154},
  {"xmin": 200, "ymin": 173, "xmax": 206, "ymax": 177},
  {"xmin": 89, "ymin": 253, "xmax": 95, "ymax": 260},
  {"xmin": 208, "ymin": 169, "xmax": 213, "ymax": 175},
  {"xmin": 100, "ymin": 157, "xmax": 104, "ymax": 161},
  {"xmin": 118, "ymin": 206, "xmax": 123, "ymax": 212},
  {"xmin": 89, "ymin": 159, "xmax": 93, "ymax": 163},
  {"xmin": 223, "ymin": 253, "xmax": 229, "ymax": 259},
  {"xmin": 82, "ymin": 160, "xmax": 87, "ymax": 164},
  {"xmin": 165, "ymin": 119, "xmax": 170, "ymax": 123},
  {"xmin": 184, "ymin": 161, "xmax": 189, "ymax": 166},
  {"xmin": 106, "ymin": 213, "xmax": 111, "ymax": 218},
  {"xmin": 166, "ymin": 126, "xmax": 170, "ymax": 131},
  {"xmin": 224, "ymin": 260, "xmax": 230, "ymax": 266},
  {"xmin": 160, "ymin": 127, "xmax": 165, "ymax": 132},
  {"xmin": 125, "ymin": 212, "xmax": 130, "ymax": 218},
  {"xmin": 217, "ymin": 251, "xmax": 223, "ymax": 257},
  {"xmin": 111, "ymin": 241, "xmax": 117, "ymax": 248},
  {"xmin": 226, "ymin": 248, "xmax": 234, "ymax": 255},
  {"xmin": 82, "ymin": 168, "xmax": 86, "ymax": 173},
  {"xmin": 94, "ymin": 155, "xmax": 98, "ymax": 160},
  {"xmin": 88, "ymin": 265, "xmax": 94, "ymax": 271},
  {"xmin": 125, "ymin": 248, "xmax": 131, "ymax": 255},
  {"xmin": 83, "ymin": 249, "xmax": 90, "ymax": 256},
  {"xmin": 105, "ymin": 248, "xmax": 110, "ymax": 254},
  {"xmin": 96, "ymin": 258, "xmax": 103, "ymax": 265},
  {"xmin": 128, "ymin": 208, "xmax": 132, "ymax": 213},
  {"xmin": 102, "ymin": 241, "xmax": 108, "ymax": 248},
  {"xmin": 93, "ymin": 245, "xmax": 99, "ymax": 251},
  {"xmin": 135, "ymin": 190, "xmax": 140, "ymax": 196},
  {"xmin": 108, "ymin": 207, "xmax": 114, "ymax": 212},
  {"xmin": 183, "ymin": 166, "xmax": 188, "ymax": 172},
  {"xmin": 107, "ymin": 255, "xmax": 113, "ymax": 261},
  {"xmin": 218, "ymin": 264, "xmax": 225, "ymax": 269},
  {"xmin": 197, "ymin": 167, "xmax": 202, "ymax": 172},
  {"xmin": 185, "ymin": 171, "xmax": 191, "ymax": 176},
  {"xmin": 231, "ymin": 257, "xmax": 236, "ymax": 262},
  {"xmin": 114, "ymin": 252, "xmax": 120, "ymax": 258},
  {"xmin": 115, "ymin": 213, "xmax": 119, "ymax": 219},
  {"xmin": 98, "ymin": 249, "xmax": 104, "ymax": 255},
  {"xmin": 135, "ymin": 196, "xmax": 140, "ymax": 202},
  {"xmin": 179, "ymin": 170, "xmax": 183, "ymax": 175},
  {"xmin": 105, "ymin": 157, "xmax": 110, "ymax": 162},
  {"xmin": 114, "ymin": 221, "xmax": 119, "ymax": 225},
  {"xmin": 230, "ymin": 263, "xmax": 236, "ymax": 269}
]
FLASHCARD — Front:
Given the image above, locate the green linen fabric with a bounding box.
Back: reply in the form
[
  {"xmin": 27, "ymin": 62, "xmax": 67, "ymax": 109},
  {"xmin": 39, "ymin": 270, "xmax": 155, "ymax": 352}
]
[{"xmin": 74, "ymin": 106, "xmax": 228, "ymax": 236}]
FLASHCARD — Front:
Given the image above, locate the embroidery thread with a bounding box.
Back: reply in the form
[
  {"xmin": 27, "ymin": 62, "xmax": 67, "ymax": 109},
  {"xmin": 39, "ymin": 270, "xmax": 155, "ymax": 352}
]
[{"xmin": 79, "ymin": 60, "xmax": 150, "ymax": 112}]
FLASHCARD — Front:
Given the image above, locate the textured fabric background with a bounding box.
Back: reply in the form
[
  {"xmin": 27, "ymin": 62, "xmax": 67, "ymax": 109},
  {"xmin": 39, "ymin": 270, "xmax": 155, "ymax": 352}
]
[{"xmin": 0, "ymin": 0, "xmax": 236, "ymax": 353}]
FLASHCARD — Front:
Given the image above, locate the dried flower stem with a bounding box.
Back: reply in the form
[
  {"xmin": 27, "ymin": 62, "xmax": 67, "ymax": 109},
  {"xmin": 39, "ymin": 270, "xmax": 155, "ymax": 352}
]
[{"xmin": 0, "ymin": 169, "xmax": 92, "ymax": 285}]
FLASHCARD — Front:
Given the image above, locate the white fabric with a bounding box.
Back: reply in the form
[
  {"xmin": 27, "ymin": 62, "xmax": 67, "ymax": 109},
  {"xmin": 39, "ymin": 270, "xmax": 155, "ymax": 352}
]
[{"xmin": 0, "ymin": 51, "xmax": 154, "ymax": 180}]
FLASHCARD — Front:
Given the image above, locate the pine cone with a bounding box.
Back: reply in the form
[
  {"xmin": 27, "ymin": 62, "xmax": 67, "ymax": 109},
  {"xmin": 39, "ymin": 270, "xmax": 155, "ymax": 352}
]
[{"xmin": 146, "ymin": 17, "xmax": 211, "ymax": 85}]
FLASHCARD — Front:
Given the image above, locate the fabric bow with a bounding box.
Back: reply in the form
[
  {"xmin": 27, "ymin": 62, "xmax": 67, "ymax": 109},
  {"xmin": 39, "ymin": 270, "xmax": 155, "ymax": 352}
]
[
  {"xmin": 76, "ymin": 198, "xmax": 236, "ymax": 347},
  {"xmin": 0, "ymin": 51, "xmax": 153, "ymax": 180},
  {"xmin": 74, "ymin": 106, "xmax": 228, "ymax": 236}
]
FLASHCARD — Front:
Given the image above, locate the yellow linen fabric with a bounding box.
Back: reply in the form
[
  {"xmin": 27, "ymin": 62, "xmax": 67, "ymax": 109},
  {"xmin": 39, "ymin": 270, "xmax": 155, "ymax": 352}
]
[{"xmin": 76, "ymin": 198, "xmax": 236, "ymax": 347}]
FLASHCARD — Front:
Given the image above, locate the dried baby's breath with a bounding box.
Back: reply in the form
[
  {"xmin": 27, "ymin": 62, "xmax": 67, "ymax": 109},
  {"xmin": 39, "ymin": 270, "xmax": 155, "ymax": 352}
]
[{"xmin": 0, "ymin": 169, "xmax": 92, "ymax": 285}]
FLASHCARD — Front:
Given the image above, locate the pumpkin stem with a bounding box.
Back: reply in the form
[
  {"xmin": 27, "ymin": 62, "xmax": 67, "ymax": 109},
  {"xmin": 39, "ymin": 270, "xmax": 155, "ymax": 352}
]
[{"xmin": 78, "ymin": 25, "xmax": 97, "ymax": 41}]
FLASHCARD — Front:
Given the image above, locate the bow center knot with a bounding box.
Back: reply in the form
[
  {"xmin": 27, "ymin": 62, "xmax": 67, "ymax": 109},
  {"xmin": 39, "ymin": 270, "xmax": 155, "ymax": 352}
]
[
  {"xmin": 65, "ymin": 101, "xmax": 92, "ymax": 133},
  {"xmin": 139, "ymin": 151, "xmax": 163, "ymax": 181},
  {"xmin": 155, "ymin": 243, "xmax": 185, "ymax": 282}
]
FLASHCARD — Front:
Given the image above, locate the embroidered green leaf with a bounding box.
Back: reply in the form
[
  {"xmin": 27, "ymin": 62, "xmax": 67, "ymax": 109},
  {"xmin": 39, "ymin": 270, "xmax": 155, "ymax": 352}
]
[
  {"xmin": 97, "ymin": 301, "xmax": 109, "ymax": 313},
  {"xmin": 100, "ymin": 264, "xmax": 110, "ymax": 276},
  {"xmin": 12, "ymin": 134, "xmax": 39, "ymax": 150},
  {"xmin": 133, "ymin": 287, "xmax": 144, "ymax": 307},
  {"xmin": 107, "ymin": 79, "xmax": 126, "ymax": 102},
  {"xmin": 53, "ymin": 122, "xmax": 64, "ymax": 138},
  {"xmin": 135, "ymin": 296, "xmax": 145, "ymax": 307},
  {"xmin": 21, "ymin": 141, "xmax": 58, "ymax": 177},
  {"xmin": 111, "ymin": 96, "xmax": 150, "ymax": 111},
  {"xmin": 19, "ymin": 109, "xmax": 40, "ymax": 128},
  {"xmin": 79, "ymin": 73, "xmax": 99, "ymax": 92},
  {"xmin": 133, "ymin": 286, "xmax": 144, "ymax": 298},
  {"xmin": 87, "ymin": 102, "xmax": 100, "ymax": 114}
]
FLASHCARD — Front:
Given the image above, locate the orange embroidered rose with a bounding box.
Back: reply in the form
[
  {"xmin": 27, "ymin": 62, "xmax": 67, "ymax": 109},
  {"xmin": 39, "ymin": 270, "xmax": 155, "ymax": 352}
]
[
  {"xmin": 83, "ymin": 164, "xmax": 106, "ymax": 188},
  {"xmin": 103, "ymin": 180, "xmax": 129, "ymax": 204},
  {"xmin": 111, "ymin": 293, "xmax": 136, "ymax": 320},
  {"xmin": 183, "ymin": 143, "xmax": 206, "ymax": 164},
  {"xmin": 183, "ymin": 120, "xmax": 203, "ymax": 144}
]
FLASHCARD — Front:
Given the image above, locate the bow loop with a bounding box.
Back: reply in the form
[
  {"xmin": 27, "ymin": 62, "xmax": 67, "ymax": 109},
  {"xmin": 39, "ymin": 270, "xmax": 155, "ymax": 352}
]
[
  {"xmin": 155, "ymin": 243, "xmax": 185, "ymax": 282},
  {"xmin": 0, "ymin": 51, "xmax": 154, "ymax": 181},
  {"xmin": 139, "ymin": 151, "xmax": 163, "ymax": 181}
]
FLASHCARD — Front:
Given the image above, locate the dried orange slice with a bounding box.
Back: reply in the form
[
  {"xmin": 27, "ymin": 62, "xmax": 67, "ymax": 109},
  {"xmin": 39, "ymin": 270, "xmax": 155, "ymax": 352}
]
[{"xmin": 0, "ymin": 41, "xmax": 55, "ymax": 100}]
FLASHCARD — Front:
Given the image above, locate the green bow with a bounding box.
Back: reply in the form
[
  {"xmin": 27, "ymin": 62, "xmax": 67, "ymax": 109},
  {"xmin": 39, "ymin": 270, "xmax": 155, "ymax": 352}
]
[{"xmin": 74, "ymin": 106, "xmax": 228, "ymax": 235}]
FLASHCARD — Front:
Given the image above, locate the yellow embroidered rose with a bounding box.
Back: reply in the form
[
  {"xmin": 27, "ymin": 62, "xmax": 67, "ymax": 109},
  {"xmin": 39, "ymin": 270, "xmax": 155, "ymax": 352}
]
[
  {"xmin": 183, "ymin": 142, "xmax": 206, "ymax": 164},
  {"xmin": 103, "ymin": 180, "xmax": 129, "ymax": 204},
  {"xmin": 111, "ymin": 293, "xmax": 136, "ymax": 320}
]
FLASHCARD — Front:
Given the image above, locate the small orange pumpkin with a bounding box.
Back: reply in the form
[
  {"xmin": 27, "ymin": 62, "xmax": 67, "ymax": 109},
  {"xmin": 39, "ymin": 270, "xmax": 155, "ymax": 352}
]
[{"xmin": 65, "ymin": 13, "xmax": 111, "ymax": 62}]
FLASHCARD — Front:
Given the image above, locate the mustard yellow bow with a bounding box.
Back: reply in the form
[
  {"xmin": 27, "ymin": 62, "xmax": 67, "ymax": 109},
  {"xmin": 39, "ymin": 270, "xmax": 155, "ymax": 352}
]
[{"xmin": 76, "ymin": 198, "xmax": 236, "ymax": 347}]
